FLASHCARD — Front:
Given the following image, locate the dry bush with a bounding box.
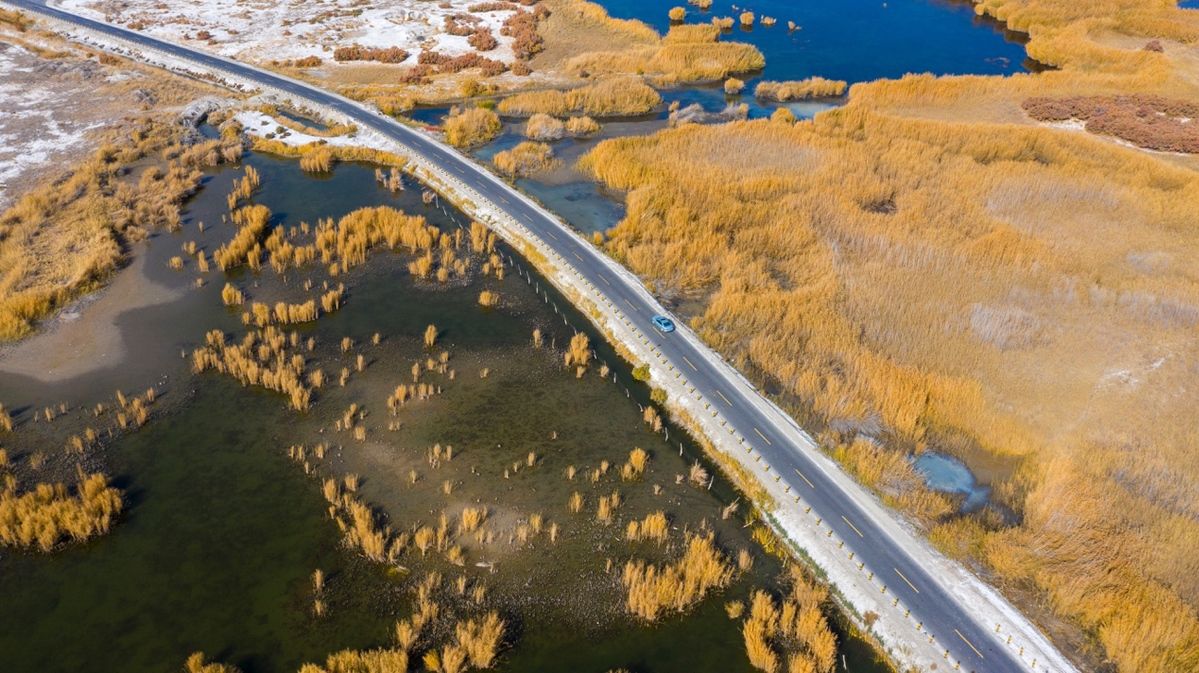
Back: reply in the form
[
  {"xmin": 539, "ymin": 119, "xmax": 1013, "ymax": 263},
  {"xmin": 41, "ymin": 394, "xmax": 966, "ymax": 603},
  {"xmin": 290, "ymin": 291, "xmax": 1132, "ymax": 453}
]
[
  {"xmin": 1023, "ymin": 94, "xmax": 1199, "ymax": 153},
  {"xmin": 469, "ymin": 28, "xmax": 499, "ymax": 52},
  {"xmin": 333, "ymin": 45, "xmax": 410, "ymax": 64},
  {"xmin": 419, "ymin": 50, "xmax": 507, "ymax": 77},
  {"xmin": 0, "ymin": 469, "xmax": 123, "ymax": 552},
  {"xmin": 754, "ymin": 78, "xmax": 847, "ymax": 101},
  {"xmin": 498, "ymin": 77, "xmax": 661, "ymax": 117},
  {"xmin": 444, "ymin": 107, "xmax": 503, "ymax": 148},
  {"xmin": 622, "ymin": 532, "xmax": 734, "ymax": 620},
  {"xmin": 493, "ymin": 141, "xmax": 560, "ymax": 176},
  {"xmin": 668, "ymin": 7, "xmax": 686, "ymax": 22},
  {"xmin": 525, "ymin": 113, "xmax": 567, "ymax": 140}
]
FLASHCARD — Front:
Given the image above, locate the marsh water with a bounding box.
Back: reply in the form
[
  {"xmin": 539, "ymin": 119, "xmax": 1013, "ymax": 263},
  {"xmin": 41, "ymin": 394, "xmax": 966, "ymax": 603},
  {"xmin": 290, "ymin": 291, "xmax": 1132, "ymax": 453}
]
[
  {"xmin": 407, "ymin": 0, "xmax": 1040, "ymax": 237},
  {"xmin": 0, "ymin": 143, "xmax": 891, "ymax": 673}
]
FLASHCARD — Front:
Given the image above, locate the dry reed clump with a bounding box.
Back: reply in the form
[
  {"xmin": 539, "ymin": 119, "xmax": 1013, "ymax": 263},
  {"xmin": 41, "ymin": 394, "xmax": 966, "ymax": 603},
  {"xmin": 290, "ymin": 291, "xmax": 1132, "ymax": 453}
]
[
  {"xmin": 215, "ymin": 204, "xmax": 272, "ymax": 271},
  {"xmin": 739, "ymin": 566, "xmax": 836, "ymax": 673},
  {"xmin": 621, "ymin": 447, "xmax": 649, "ymax": 480},
  {"xmin": 753, "ymin": 78, "xmax": 847, "ymax": 101},
  {"xmin": 621, "ymin": 532, "xmax": 735, "ymax": 620},
  {"xmin": 565, "ymin": 115, "xmax": 601, "ymax": 136},
  {"xmin": 477, "ymin": 290, "xmax": 499, "ymax": 307},
  {"xmin": 297, "ymin": 649, "xmax": 408, "ymax": 673},
  {"xmin": 250, "ymin": 137, "xmax": 409, "ymax": 173},
  {"xmin": 625, "ymin": 511, "xmax": 668, "ymax": 543},
  {"xmin": 1022, "ymin": 94, "xmax": 1199, "ymax": 153},
  {"xmin": 184, "ymin": 652, "xmax": 242, "ymax": 673},
  {"xmin": 299, "ymin": 147, "xmax": 336, "ymax": 173},
  {"xmin": 444, "ymin": 107, "xmax": 503, "ymax": 148},
  {"xmin": 492, "ymin": 142, "xmax": 560, "ymax": 177},
  {"xmin": 191, "ymin": 327, "xmax": 312, "ymax": 411},
  {"xmin": 497, "ymin": 77, "xmax": 662, "ymax": 117},
  {"xmin": 0, "ymin": 468, "xmax": 123, "ymax": 552},
  {"xmin": 563, "ymin": 332, "xmax": 591, "ymax": 373},
  {"xmin": 321, "ymin": 477, "xmax": 405, "ymax": 563},
  {"xmin": 524, "ymin": 113, "xmax": 567, "ymax": 141},
  {"xmin": 0, "ymin": 118, "xmax": 241, "ymax": 339},
  {"xmin": 578, "ymin": 0, "xmax": 1199, "ymax": 664},
  {"xmin": 563, "ymin": 22, "xmax": 763, "ymax": 84}
]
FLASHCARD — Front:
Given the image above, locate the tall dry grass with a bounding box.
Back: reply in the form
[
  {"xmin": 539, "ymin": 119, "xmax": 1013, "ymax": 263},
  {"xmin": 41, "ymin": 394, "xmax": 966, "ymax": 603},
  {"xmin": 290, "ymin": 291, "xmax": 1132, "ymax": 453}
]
[
  {"xmin": 0, "ymin": 119, "xmax": 240, "ymax": 339},
  {"xmin": 0, "ymin": 468, "xmax": 123, "ymax": 552},
  {"xmin": 621, "ymin": 532, "xmax": 734, "ymax": 620},
  {"xmin": 492, "ymin": 142, "xmax": 559, "ymax": 177},
  {"xmin": 444, "ymin": 108, "xmax": 503, "ymax": 148},
  {"xmin": 497, "ymin": 77, "xmax": 661, "ymax": 117},
  {"xmin": 577, "ymin": 1, "xmax": 1199, "ymax": 665}
]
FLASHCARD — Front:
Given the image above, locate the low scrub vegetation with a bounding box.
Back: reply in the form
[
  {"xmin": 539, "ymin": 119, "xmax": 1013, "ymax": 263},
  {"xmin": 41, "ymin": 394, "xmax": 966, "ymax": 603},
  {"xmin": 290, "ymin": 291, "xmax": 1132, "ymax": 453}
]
[{"xmin": 1023, "ymin": 94, "xmax": 1199, "ymax": 153}]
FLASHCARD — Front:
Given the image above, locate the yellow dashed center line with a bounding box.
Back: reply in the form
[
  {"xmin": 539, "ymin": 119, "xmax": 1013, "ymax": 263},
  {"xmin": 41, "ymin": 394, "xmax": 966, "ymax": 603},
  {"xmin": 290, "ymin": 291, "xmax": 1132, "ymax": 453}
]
[
  {"xmin": 894, "ymin": 568, "xmax": 920, "ymax": 595},
  {"xmin": 716, "ymin": 389, "xmax": 733, "ymax": 407},
  {"xmin": 841, "ymin": 516, "xmax": 864, "ymax": 538},
  {"xmin": 753, "ymin": 427, "xmax": 772, "ymax": 446},
  {"xmin": 954, "ymin": 629, "xmax": 985, "ymax": 660},
  {"xmin": 793, "ymin": 468, "xmax": 815, "ymax": 489}
]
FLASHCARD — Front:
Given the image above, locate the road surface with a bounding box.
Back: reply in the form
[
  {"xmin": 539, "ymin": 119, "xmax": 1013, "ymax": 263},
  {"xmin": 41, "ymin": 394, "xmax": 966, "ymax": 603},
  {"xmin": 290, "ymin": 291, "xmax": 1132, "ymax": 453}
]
[{"xmin": 10, "ymin": 2, "xmax": 1069, "ymax": 670}]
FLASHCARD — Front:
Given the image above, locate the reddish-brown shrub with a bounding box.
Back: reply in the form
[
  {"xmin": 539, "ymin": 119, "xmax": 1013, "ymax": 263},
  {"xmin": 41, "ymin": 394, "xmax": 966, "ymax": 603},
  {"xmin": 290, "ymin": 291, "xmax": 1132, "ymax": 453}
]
[
  {"xmin": 333, "ymin": 45, "xmax": 410, "ymax": 64},
  {"xmin": 1023, "ymin": 95, "xmax": 1199, "ymax": 153},
  {"xmin": 469, "ymin": 28, "xmax": 499, "ymax": 51}
]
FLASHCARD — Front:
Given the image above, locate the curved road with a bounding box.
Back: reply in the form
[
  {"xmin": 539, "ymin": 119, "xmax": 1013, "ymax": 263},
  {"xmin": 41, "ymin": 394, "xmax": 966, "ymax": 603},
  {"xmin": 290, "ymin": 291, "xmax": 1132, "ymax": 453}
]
[{"xmin": 11, "ymin": 2, "xmax": 1070, "ymax": 671}]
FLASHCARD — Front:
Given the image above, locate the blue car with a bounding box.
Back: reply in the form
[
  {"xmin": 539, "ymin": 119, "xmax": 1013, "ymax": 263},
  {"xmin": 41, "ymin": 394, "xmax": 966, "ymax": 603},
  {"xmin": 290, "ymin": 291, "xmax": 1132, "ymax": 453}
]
[{"xmin": 652, "ymin": 315, "xmax": 676, "ymax": 333}]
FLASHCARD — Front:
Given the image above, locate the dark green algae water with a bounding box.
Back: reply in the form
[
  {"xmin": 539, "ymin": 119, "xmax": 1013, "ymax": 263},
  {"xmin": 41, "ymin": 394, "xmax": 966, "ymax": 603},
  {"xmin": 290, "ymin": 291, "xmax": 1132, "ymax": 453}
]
[{"xmin": 0, "ymin": 147, "xmax": 891, "ymax": 673}]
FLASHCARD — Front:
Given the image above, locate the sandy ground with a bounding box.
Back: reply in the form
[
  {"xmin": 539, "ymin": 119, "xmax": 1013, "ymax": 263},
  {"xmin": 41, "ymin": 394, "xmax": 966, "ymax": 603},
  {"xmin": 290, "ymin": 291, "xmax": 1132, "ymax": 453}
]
[
  {"xmin": 0, "ymin": 37, "xmax": 129, "ymax": 210},
  {"xmin": 0, "ymin": 251, "xmax": 184, "ymax": 383},
  {"xmin": 56, "ymin": 0, "xmax": 523, "ymax": 66}
]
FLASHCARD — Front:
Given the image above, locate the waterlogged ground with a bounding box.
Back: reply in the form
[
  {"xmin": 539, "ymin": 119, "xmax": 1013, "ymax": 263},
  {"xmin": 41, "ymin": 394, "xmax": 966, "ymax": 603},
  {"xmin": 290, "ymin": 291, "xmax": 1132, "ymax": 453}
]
[{"xmin": 0, "ymin": 144, "xmax": 892, "ymax": 673}]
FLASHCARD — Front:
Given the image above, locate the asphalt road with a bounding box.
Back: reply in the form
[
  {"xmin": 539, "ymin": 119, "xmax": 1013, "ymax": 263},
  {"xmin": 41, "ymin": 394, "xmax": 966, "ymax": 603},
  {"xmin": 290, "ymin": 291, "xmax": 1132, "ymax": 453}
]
[{"xmin": 13, "ymin": 2, "xmax": 1053, "ymax": 670}]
